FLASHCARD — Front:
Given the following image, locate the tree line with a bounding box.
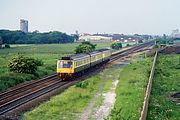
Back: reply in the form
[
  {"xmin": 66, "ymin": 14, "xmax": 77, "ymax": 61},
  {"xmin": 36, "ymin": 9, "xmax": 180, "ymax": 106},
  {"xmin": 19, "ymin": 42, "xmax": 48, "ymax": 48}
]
[{"xmin": 0, "ymin": 30, "xmax": 75, "ymax": 44}]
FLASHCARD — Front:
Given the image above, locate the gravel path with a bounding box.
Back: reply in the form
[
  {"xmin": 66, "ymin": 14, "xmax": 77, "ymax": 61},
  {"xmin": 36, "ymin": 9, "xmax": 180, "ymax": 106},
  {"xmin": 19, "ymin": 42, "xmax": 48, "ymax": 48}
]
[
  {"xmin": 79, "ymin": 73, "xmax": 106, "ymax": 120},
  {"xmin": 79, "ymin": 59, "xmax": 129, "ymax": 120},
  {"xmin": 94, "ymin": 63, "xmax": 127, "ymax": 120}
]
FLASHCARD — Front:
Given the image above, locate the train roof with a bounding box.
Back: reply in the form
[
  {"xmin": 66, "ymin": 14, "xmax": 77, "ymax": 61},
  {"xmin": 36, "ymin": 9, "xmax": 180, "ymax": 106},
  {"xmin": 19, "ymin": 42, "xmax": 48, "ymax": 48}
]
[
  {"xmin": 60, "ymin": 48, "xmax": 110, "ymax": 60},
  {"xmin": 71, "ymin": 53, "xmax": 90, "ymax": 60},
  {"xmin": 61, "ymin": 53, "xmax": 90, "ymax": 60},
  {"xmin": 89, "ymin": 51, "xmax": 102, "ymax": 55}
]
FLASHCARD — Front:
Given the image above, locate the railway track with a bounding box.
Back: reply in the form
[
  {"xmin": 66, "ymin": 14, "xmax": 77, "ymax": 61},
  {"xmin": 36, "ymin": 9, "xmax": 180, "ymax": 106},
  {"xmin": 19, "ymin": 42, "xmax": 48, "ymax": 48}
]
[
  {"xmin": 0, "ymin": 41, "xmax": 154, "ymax": 118},
  {"xmin": 110, "ymin": 41, "xmax": 154, "ymax": 61}
]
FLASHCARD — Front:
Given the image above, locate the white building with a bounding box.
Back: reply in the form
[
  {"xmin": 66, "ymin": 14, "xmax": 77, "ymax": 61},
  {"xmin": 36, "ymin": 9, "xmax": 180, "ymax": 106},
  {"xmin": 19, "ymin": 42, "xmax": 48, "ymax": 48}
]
[
  {"xmin": 20, "ymin": 19, "xmax": 28, "ymax": 33},
  {"xmin": 171, "ymin": 29, "xmax": 180, "ymax": 38},
  {"xmin": 79, "ymin": 35, "xmax": 112, "ymax": 42}
]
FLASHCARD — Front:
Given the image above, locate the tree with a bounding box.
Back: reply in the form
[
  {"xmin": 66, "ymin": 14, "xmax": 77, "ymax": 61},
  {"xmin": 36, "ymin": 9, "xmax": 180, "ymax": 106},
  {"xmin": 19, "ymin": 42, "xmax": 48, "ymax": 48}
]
[
  {"xmin": 4, "ymin": 44, "xmax": 10, "ymax": 48},
  {"xmin": 126, "ymin": 43, "xmax": 130, "ymax": 47},
  {"xmin": 75, "ymin": 41, "xmax": 96, "ymax": 53},
  {"xmin": 81, "ymin": 41, "xmax": 96, "ymax": 49},
  {"xmin": 8, "ymin": 55, "xmax": 43, "ymax": 74},
  {"xmin": 111, "ymin": 42, "xmax": 122, "ymax": 50},
  {"xmin": 0, "ymin": 30, "xmax": 75, "ymax": 44}
]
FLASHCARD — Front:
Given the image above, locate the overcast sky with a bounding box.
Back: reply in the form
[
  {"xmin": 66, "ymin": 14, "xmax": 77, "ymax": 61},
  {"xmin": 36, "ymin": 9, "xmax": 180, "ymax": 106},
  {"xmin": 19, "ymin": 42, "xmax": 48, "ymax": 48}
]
[{"xmin": 0, "ymin": 0, "xmax": 180, "ymax": 35}]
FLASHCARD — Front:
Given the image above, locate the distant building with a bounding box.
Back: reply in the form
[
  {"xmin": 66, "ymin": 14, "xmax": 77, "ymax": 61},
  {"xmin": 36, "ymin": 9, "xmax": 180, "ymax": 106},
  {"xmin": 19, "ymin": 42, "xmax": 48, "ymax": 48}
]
[
  {"xmin": 171, "ymin": 29, "xmax": 180, "ymax": 39},
  {"xmin": 79, "ymin": 34, "xmax": 112, "ymax": 42},
  {"xmin": 20, "ymin": 19, "xmax": 28, "ymax": 33}
]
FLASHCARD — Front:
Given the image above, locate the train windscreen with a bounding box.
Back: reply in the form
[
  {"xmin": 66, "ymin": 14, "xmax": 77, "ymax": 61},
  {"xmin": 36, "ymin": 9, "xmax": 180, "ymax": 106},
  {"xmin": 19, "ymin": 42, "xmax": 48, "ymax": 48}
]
[{"xmin": 58, "ymin": 61, "xmax": 72, "ymax": 68}]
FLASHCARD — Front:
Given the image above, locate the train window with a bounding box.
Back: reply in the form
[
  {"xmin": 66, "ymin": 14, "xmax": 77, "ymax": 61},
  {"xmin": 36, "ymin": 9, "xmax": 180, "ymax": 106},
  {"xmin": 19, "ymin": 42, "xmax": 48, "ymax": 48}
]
[{"xmin": 59, "ymin": 61, "xmax": 72, "ymax": 68}]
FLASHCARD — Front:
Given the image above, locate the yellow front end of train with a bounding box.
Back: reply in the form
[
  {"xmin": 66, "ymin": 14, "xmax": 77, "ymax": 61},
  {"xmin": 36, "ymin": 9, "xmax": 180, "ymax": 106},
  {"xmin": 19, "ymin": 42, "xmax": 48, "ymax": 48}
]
[{"xmin": 57, "ymin": 60, "xmax": 75, "ymax": 79}]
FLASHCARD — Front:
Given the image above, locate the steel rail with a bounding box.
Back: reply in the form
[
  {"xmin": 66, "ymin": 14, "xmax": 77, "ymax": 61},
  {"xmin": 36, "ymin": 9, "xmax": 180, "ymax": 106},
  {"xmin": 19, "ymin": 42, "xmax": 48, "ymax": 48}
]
[{"xmin": 0, "ymin": 41, "xmax": 154, "ymax": 116}]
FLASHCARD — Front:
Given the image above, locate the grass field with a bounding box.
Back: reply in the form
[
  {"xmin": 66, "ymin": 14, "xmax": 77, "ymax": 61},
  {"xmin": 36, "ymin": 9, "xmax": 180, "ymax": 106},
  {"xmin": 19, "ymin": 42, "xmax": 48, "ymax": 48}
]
[
  {"xmin": 147, "ymin": 54, "xmax": 180, "ymax": 120},
  {"xmin": 0, "ymin": 42, "xmax": 135, "ymax": 91},
  {"xmin": 0, "ymin": 43, "xmax": 79, "ymax": 91},
  {"xmin": 24, "ymin": 64, "xmax": 122, "ymax": 120},
  {"xmin": 109, "ymin": 57, "xmax": 153, "ymax": 120}
]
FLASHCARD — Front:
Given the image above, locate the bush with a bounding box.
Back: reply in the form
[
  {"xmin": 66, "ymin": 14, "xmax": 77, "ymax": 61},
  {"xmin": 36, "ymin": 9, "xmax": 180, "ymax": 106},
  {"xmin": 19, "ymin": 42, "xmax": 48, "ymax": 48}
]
[
  {"xmin": 0, "ymin": 73, "xmax": 36, "ymax": 91},
  {"xmin": 8, "ymin": 55, "xmax": 43, "ymax": 74},
  {"xmin": 4, "ymin": 44, "xmax": 10, "ymax": 48},
  {"xmin": 111, "ymin": 42, "xmax": 122, "ymax": 50},
  {"xmin": 153, "ymin": 44, "xmax": 160, "ymax": 49},
  {"xmin": 75, "ymin": 41, "xmax": 96, "ymax": 53},
  {"xmin": 126, "ymin": 44, "xmax": 130, "ymax": 47},
  {"xmin": 76, "ymin": 81, "xmax": 89, "ymax": 88}
]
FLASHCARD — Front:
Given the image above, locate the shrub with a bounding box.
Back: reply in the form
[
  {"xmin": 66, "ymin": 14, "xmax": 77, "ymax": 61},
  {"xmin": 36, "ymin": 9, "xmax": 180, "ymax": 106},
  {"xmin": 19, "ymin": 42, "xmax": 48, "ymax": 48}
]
[
  {"xmin": 4, "ymin": 44, "xmax": 10, "ymax": 48},
  {"xmin": 75, "ymin": 41, "xmax": 96, "ymax": 53},
  {"xmin": 8, "ymin": 55, "xmax": 43, "ymax": 74},
  {"xmin": 76, "ymin": 81, "xmax": 89, "ymax": 88},
  {"xmin": 0, "ymin": 73, "xmax": 36, "ymax": 91},
  {"xmin": 126, "ymin": 44, "xmax": 130, "ymax": 47},
  {"xmin": 111, "ymin": 42, "xmax": 122, "ymax": 50}
]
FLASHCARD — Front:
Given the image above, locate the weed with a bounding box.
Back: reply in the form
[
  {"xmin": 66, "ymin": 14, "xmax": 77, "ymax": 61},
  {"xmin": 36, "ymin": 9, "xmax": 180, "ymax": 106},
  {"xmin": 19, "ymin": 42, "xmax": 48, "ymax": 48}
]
[
  {"xmin": 109, "ymin": 57, "xmax": 153, "ymax": 120},
  {"xmin": 147, "ymin": 54, "xmax": 180, "ymax": 120}
]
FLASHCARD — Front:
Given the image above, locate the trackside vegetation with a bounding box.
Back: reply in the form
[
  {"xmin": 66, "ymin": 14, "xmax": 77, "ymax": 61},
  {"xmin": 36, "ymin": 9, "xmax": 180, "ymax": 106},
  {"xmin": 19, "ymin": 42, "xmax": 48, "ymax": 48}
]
[
  {"xmin": 109, "ymin": 57, "xmax": 153, "ymax": 120},
  {"xmin": 8, "ymin": 55, "xmax": 43, "ymax": 74},
  {"xmin": 75, "ymin": 41, "xmax": 96, "ymax": 53},
  {"xmin": 111, "ymin": 42, "xmax": 122, "ymax": 50},
  {"xmin": 0, "ymin": 43, "xmax": 111, "ymax": 91},
  {"xmin": 24, "ymin": 64, "xmax": 122, "ymax": 120},
  {"xmin": 0, "ymin": 42, "xmax": 134, "ymax": 91},
  {"xmin": 147, "ymin": 54, "xmax": 180, "ymax": 120}
]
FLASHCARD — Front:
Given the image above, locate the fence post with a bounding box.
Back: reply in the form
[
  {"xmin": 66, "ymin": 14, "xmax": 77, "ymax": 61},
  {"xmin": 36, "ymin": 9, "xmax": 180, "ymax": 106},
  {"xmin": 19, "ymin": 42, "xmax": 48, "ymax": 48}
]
[{"xmin": 139, "ymin": 51, "xmax": 158, "ymax": 120}]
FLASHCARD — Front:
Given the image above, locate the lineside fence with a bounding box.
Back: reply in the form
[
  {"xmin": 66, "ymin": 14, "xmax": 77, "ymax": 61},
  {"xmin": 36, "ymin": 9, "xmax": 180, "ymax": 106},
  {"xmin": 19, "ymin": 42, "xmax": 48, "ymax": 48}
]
[{"xmin": 139, "ymin": 50, "xmax": 158, "ymax": 120}]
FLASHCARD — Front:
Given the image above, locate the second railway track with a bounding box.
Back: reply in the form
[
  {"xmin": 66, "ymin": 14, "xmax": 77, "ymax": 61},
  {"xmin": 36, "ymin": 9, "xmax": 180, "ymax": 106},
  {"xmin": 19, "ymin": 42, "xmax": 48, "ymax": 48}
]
[{"xmin": 0, "ymin": 41, "xmax": 154, "ymax": 118}]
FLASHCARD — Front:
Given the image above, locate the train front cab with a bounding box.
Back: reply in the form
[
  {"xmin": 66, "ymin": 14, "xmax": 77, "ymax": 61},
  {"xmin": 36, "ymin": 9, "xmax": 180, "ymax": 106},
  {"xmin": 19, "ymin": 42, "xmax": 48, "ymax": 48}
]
[{"xmin": 57, "ymin": 60, "xmax": 74, "ymax": 79}]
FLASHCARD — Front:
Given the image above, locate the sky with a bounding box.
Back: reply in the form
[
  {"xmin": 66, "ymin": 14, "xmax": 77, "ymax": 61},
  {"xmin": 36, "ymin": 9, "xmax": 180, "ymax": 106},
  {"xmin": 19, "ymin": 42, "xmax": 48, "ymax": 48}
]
[{"xmin": 0, "ymin": 0, "xmax": 180, "ymax": 35}]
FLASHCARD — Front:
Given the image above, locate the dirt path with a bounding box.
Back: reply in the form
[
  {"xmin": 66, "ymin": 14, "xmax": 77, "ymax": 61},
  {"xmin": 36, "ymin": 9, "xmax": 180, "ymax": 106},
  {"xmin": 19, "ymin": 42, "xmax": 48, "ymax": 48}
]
[
  {"xmin": 79, "ymin": 59, "xmax": 129, "ymax": 120},
  {"xmin": 79, "ymin": 72, "xmax": 106, "ymax": 120},
  {"xmin": 93, "ymin": 63, "xmax": 127, "ymax": 120}
]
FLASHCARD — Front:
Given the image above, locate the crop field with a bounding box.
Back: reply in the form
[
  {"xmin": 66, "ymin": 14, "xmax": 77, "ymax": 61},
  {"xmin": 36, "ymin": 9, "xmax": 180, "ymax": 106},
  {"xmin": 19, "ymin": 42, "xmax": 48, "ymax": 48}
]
[
  {"xmin": 109, "ymin": 57, "xmax": 153, "ymax": 120},
  {"xmin": 0, "ymin": 42, "xmax": 135, "ymax": 91},
  {"xmin": 147, "ymin": 54, "xmax": 180, "ymax": 120},
  {"xmin": 24, "ymin": 64, "xmax": 122, "ymax": 120}
]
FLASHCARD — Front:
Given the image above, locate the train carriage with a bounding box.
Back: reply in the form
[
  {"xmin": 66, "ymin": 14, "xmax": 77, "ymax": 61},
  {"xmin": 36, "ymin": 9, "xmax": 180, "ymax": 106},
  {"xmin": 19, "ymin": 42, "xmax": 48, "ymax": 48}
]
[
  {"xmin": 89, "ymin": 51, "xmax": 103, "ymax": 67},
  {"xmin": 57, "ymin": 48, "xmax": 111, "ymax": 79},
  {"xmin": 99, "ymin": 49, "xmax": 111, "ymax": 62},
  {"xmin": 72, "ymin": 54, "xmax": 91, "ymax": 73}
]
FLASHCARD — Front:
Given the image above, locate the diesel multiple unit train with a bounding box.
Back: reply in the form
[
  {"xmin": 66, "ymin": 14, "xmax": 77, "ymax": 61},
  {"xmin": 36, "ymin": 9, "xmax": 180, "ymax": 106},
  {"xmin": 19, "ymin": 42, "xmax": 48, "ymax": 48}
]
[{"xmin": 57, "ymin": 49, "xmax": 111, "ymax": 79}]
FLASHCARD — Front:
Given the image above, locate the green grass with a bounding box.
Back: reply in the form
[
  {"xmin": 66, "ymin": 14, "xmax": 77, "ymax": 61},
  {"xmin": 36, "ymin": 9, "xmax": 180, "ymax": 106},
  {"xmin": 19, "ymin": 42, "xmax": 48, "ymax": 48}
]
[
  {"xmin": 109, "ymin": 57, "xmax": 153, "ymax": 120},
  {"xmin": 0, "ymin": 43, "xmax": 111, "ymax": 91},
  {"xmin": 174, "ymin": 40, "xmax": 180, "ymax": 43},
  {"xmin": 147, "ymin": 54, "xmax": 180, "ymax": 120},
  {"xmin": 24, "ymin": 63, "xmax": 122, "ymax": 120},
  {"xmin": 0, "ymin": 43, "xmax": 78, "ymax": 91},
  {"xmin": 0, "ymin": 42, "xmax": 136, "ymax": 91}
]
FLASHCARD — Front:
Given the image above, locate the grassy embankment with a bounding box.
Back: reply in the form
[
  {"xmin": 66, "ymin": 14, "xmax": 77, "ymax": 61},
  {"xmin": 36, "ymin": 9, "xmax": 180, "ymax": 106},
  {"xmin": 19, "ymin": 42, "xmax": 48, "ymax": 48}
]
[
  {"xmin": 109, "ymin": 57, "xmax": 153, "ymax": 120},
  {"xmin": 0, "ymin": 43, "xmax": 78, "ymax": 91},
  {"xmin": 0, "ymin": 42, "xmax": 134, "ymax": 91},
  {"xmin": 147, "ymin": 54, "xmax": 180, "ymax": 120},
  {"xmin": 24, "ymin": 64, "xmax": 121, "ymax": 120}
]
